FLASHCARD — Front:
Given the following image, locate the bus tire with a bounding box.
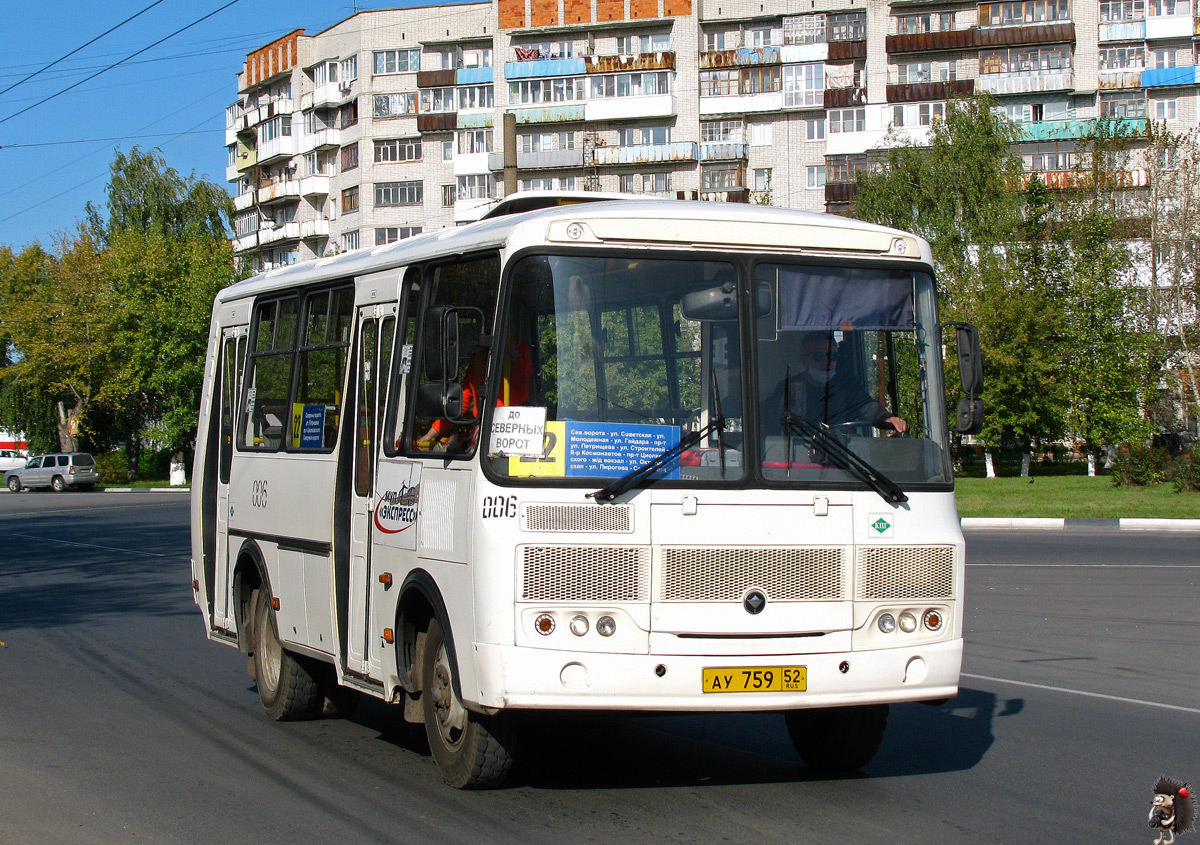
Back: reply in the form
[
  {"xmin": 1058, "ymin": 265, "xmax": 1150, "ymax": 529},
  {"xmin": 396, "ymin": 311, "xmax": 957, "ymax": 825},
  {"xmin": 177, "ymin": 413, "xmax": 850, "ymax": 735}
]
[
  {"xmin": 421, "ymin": 618, "xmax": 516, "ymax": 789},
  {"xmin": 784, "ymin": 703, "xmax": 888, "ymax": 773},
  {"xmin": 251, "ymin": 588, "xmax": 321, "ymax": 721}
]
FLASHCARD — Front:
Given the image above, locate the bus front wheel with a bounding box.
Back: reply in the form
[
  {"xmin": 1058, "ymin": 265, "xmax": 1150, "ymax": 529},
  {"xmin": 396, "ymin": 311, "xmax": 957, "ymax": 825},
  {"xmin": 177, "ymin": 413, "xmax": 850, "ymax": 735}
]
[
  {"xmin": 421, "ymin": 618, "xmax": 516, "ymax": 789},
  {"xmin": 251, "ymin": 588, "xmax": 321, "ymax": 721},
  {"xmin": 784, "ymin": 703, "xmax": 889, "ymax": 773}
]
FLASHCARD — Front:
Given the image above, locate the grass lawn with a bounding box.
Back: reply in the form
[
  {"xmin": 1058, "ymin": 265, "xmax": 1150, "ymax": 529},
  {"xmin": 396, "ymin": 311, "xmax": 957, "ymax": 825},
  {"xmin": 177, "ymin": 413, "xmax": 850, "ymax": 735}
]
[{"xmin": 954, "ymin": 475, "xmax": 1200, "ymax": 519}]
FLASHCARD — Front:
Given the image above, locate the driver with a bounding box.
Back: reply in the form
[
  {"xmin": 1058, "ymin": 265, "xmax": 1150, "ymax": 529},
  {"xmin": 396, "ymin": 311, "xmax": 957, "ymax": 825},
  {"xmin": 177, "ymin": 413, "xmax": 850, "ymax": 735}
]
[{"xmin": 769, "ymin": 332, "xmax": 906, "ymax": 434}]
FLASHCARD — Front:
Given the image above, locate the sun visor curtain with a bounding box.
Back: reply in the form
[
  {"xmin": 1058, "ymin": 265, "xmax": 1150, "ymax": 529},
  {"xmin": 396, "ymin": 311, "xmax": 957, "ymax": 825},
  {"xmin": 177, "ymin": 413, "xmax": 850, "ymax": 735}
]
[{"xmin": 776, "ymin": 267, "xmax": 915, "ymax": 332}]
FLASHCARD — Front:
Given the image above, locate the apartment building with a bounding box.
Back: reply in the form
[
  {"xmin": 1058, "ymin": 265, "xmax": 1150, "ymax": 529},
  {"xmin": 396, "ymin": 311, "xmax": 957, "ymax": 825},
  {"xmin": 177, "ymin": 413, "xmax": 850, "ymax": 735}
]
[{"xmin": 225, "ymin": 0, "xmax": 1200, "ymax": 271}]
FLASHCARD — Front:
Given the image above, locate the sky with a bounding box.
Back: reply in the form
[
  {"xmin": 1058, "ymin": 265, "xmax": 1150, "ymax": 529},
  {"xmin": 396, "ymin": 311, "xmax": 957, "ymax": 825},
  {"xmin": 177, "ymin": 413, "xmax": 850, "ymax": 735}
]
[{"xmin": 0, "ymin": 0, "xmax": 430, "ymax": 250}]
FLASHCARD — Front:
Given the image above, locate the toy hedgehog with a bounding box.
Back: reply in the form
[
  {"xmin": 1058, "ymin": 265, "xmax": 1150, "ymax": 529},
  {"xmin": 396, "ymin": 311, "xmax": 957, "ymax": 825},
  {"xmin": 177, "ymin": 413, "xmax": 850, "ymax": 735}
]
[{"xmin": 1150, "ymin": 776, "xmax": 1196, "ymax": 845}]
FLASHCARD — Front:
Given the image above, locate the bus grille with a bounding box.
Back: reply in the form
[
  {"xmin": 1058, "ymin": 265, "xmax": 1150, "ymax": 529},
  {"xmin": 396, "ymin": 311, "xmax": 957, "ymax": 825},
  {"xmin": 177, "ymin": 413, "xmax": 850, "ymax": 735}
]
[
  {"xmin": 855, "ymin": 546, "xmax": 955, "ymax": 600},
  {"xmin": 521, "ymin": 546, "xmax": 649, "ymax": 602},
  {"xmin": 657, "ymin": 547, "xmax": 847, "ymax": 602},
  {"xmin": 522, "ymin": 504, "xmax": 633, "ymax": 533}
]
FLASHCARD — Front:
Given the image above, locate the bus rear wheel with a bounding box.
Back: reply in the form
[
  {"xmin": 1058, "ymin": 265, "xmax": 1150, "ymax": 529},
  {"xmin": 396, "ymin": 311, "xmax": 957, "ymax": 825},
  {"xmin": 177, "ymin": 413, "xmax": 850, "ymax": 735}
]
[
  {"xmin": 784, "ymin": 704, "xmax": 889, "ymax": 773},
  {"xmin": 251, "ymin": 588, "xmax": 321, "ymax": 721},
  {"xmin": 421, "ymin": 618, "xmax": 516, "ymax": 789}
]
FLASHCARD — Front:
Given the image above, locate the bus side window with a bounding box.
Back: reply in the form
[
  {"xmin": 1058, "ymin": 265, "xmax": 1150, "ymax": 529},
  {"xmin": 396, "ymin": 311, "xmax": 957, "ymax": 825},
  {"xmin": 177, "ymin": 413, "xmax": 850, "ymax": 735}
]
[
  {"xmin": 293, "ymin": 285, "xmax": 354, "ymax": 451},
  {"xmin": 241, "ymin": 297, "xmax": 299, "ymax": 450}
]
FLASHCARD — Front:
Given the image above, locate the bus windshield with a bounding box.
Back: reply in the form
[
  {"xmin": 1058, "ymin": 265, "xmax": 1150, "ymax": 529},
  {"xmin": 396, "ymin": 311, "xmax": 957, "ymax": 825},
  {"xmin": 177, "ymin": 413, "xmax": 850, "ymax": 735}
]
[{"xmin": 492, "ymin": 252, "xmax": 951, "ymax": 488}]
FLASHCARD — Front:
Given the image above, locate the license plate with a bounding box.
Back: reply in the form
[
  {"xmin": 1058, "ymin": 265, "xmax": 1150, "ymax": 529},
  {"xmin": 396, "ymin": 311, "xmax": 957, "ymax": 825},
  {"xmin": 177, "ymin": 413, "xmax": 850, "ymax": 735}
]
[{"xmin": 702, "ymin": 666, "xmax": 807, "ymax": 694}]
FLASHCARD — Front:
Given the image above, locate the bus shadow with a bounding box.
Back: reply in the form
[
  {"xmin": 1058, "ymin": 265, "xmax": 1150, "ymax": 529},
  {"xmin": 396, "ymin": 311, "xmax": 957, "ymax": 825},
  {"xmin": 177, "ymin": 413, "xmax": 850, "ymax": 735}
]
[{"xmin": 505, "ymin": 686, "xmax": 1014, "ymax": 790}]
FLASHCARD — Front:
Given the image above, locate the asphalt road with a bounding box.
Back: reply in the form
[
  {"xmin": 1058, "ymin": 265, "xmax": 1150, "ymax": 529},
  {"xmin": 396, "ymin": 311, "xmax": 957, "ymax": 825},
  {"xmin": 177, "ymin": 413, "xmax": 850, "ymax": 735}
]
[{"xmin": 1, "ymin": 492, "xmax": 1197, "ymax": 844}]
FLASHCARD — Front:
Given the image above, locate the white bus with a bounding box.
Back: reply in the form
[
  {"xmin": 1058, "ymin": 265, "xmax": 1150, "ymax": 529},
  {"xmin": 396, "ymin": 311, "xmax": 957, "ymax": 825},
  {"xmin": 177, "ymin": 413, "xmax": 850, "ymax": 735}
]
[{"xmin": 190, "ymin": 196, "xmax": 983, "ymax": 788}]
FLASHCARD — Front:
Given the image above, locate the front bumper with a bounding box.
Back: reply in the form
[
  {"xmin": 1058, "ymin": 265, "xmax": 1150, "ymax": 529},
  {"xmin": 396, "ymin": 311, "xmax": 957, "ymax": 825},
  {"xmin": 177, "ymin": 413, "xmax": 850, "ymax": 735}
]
[{"xmin": 470, "ymin": 638, "xmax": 962, "ymax": 712}]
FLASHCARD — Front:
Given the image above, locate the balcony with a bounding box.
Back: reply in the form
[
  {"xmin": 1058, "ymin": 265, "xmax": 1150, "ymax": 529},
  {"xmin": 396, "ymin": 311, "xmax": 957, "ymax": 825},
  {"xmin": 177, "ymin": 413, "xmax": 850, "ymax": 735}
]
[
  {"xmin": 698, "ymin": 188, "xmax": 749, "ymax": 203},
  {"xmin": 417, "ymin": 112, "xmax": 458, "ymax": 133},
  {"xmin": 779, "ymin": 43, "xmax": 829, "ymax": 64},
  {"xmin": 257, "ymin": 134, "xmax": 297, "ymax": 164},
  {"xmin": 454, "ymin": 152, "xmax": 492, "ymax": 176},
  {"xmin": 504, "ymin": 58, "xmax": 586, "ymax": 79},
  {"xmin": 975, "ymin": 22, "xmax": 1075, "ymax": 48},
  {"xmin": 697, "ymin": 142, "xmax": 747, "ymax": 161},
  {"xmin": 585, "ymin": 93, "xmax": 676, "ymax": 122},
  {"xmin": 1099, "ymin": 20, "xmax": 1145, "ymax": 42},
  {"xmin": 1016, "ymin": 117, "xmax": 1149, "ymax": 142},
  {"xmin": 1146, "ymin": 13, "xmax": 1193, "ymax": 39},
  {"xmin": 257, "ymin": 178, "xmax": 301, "ymax": 205},
  {"xmin": 488, "ymin": 148, "xmax": 585, "ymax": 170},
  {"xmin": 259, "ymin": 221, "xmax": 301, "ymax": 244},
  {"xmin": 509, "ymin": 104, "xmax": 586, "ymax": 124},
  {"xmin": 233, "ymin": 192, "xmax": 255, "ymax": 211},
  {"xmin": 886, "ymin": 28, "xmax": 979, "ymax": 55},
  {"xmin": 976, "ymin": 69, "xmax": 1074, "ymax": 96},
  {"xmin": 1143, "ymin": 66, "xmax": 1200, "ymax": 88},
  {"xmin": 583, "ymin": 52, "xmax": 675, "ymax": 73},
  {"xmin": 886, "ymin": 79, "xmax": 974, "ymax": 103},
  {"xmin": 699, "ymin": 91, "xmax": 783, "ymax": 117},
  {"xmin": 233, "ymin": 232, "xmax": 259, "ymax": 252},
  {"xmin": 313, "ymin": 80, "xmax": 355, "ymax": 109},
  {"xmin": 1098, "ymin": 69, "xmax": 1145, "ymax": 90},
  {"xmin": 593, "ymin": 142, "xmax": 698, "ymax": 165},
  {"xmin": 824, "ymin": 87, "xmax": 867, "ymax": 109},
  {"xmin": 456, "ymin": 67, "xmax": 494, "ymax": 84},
  {"xmin": 300, "ymin": 175, "xmax": 331, "ymax": 197},
  {"xmin": 416, "ymin": 69, "xmax": 456, "ymax": 88},
  {"xmin": 698, "ymin": 47, "xmax": 780, "ymax": 69},
  {"xmin": 300, "ymin": 219, "xmax": 330, "ymax": 239}
]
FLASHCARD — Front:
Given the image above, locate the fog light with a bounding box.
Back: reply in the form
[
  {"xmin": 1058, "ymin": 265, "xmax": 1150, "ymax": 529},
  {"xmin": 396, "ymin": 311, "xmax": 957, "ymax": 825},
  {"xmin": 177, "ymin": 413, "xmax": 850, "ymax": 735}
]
[
  {"xmin": 569, "ymin": 615, "xmax": 589, "ymax": 636},
  {"xmin": 596, "ymin": 615, "xmax": 616, "ymax": 637},
  {"xmin": 534, "ymin": 613, "xmax": 555, "ymax": 635},
  {"xmin": 898, "ymin": 611, "xmax": 918, "ymax": 633},
  {"xmin": 877, "ymin": 613, "xmax": 896, "ymax": 634},
  {"xmin": 923, "ymin": 609, "xmax": 944, "ymax": 631}
]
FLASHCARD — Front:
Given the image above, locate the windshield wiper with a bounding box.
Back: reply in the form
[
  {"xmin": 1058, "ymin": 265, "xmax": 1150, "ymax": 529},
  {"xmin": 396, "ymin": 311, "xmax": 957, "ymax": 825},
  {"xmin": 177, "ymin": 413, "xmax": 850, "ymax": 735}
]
[
  {"xmin": 589, "ymin": 413, "xmax": 726, "ymax": 503},
  {"xmin": 781, "ymin": 411, "xmax": 908, "ymax": 505}
]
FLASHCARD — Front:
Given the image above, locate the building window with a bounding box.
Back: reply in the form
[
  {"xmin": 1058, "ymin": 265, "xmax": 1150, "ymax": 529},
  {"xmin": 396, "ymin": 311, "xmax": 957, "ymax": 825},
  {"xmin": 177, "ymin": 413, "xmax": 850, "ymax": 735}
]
[
  {"xmin": 750, "ymin": 122, "xmax": 773, "ymax": 146},
  {"xmin": 1029, "ymin": 149, "xmax": 1075, "ymax": 171},
  {"xmin": 375, "ymin": 138, "xmax": 421, "ymax": 163},
  {"xmin": 828, "ymin": 108, "xmax": 866, "ymax": 133},
  {"xmin": 806, "ymin": 118, "xmax": 825, "ymax": 140},
  {"xmin": 618, "ymin": 33, "xmax": 670, "ymax": 54},
  {"xmin": 509, "ymin": 77, "xmax": 586, "ymax": 104},
  {"xmin": 617, "ymin": 126, "xmax": 669, "ymax": 145},
  {"xmin": 375, "ymin": 227, "xmax": 422, "ymax": 245},
  {"xmin": 521, "ymin": 176, "xmax": 577, "ymax": 191},
  {"xmin": 457, "ymin": 84, "xmax": 494, "ymax": 110},
  {"xmin": 420, "ymin": 87, "xmax": 456, "ymax": 114},
  {"xmin": 457, "ymin": 173, "xmax": 494, "ymax": 200},
  {"xmin": 826, "ymin": 154, "xmax": 867, "ymax": 183},
  {"xmin": 442, "ymin": 184, "xmax": 456, "ymax": 207},
  {"xmin": 462, "ymin": 46, "xmax": 492, "ymax": 68},
  {"xmin": 806, "ymin": 165, "xmax": 826, "ymax": 188},
  {"xmin": 783, "ymin": 14, "xmax": 826, "ymax": 44},
  {"xmin": 1100, "ymin": 0, "xmax": 1146, "ymax": 19},
  {"xmin": 894, "ymin": 61, "xmax": 957, "ymax": 84},
  {"xmin": 700, "ymin": 69, "xmax": 737, "ymax": 96},
  {"xmin": 980, "ymin": 46, "xmax": 1072, "ymax": 74},
  {"xmin": 1099, "ymin": 46, "xmax": 1146, "ymax": 70},
  {"xmin": 373, "ymin": 48, "xmax": 421, "ymax": 75},
  {"xmin": 457, "ymin": 128, "xmax": 493, "ymax": 154},
  {"xmin": 257, "ymin": 116, "xmax": 291, "ymax": 143},
  {"xmin": 740, "ymin": 65, "xmax": 781, "ymax": 94},
  {"xmin": 1155, "ymin": 98, "xmax": 1178, "ymax": 119},
  {"xmin": 375, "ymin": 181, "xmax": 422, "ymax": 206},
  {"xmin": 373, "ymin": 93, "xmax": 416, "ymax": 118},
  {"xmin": 340, "ymin": 55, "xmax": 358, "ymax": 81},
  {"xmin": 342, "ymin": 186, "xmax": 359, "ymax": 213},
  {"xmin": 520, "ymin": 131, "xmax": 576, "ymax": 151},
  {"xmin": 338, "ymin": 100, "xmax": 357, "ymax": 128},
  {"xmin": 701, "ymin": 163, "xmax": 741, "ymax": 190},
  {"xmin": 619, "ymin": 172, "xmax": 672, "ymax": 195},
  {"xmin": 588, "ymin": 71, "xmax": 671, "ymax": 98},
  {"xmin": 827, "ymin": 11, "xmax": 866, "ymax": 41},
  {"xmin": 744, "ymin": 26, "xmax": 775, "ymax": 47},
  {"xmin": 704, "ymin": 31, "xmax": 727, "ymax": 51},
  {"xmin": 340, "ymin": 143, "xmax": 359, "ymax": 171},
  {"xmin": 919, "ymin": 103, "xmax": 945, "ymax": 125},
  {"xmin": 1152, "ymin": 48, "xmax": 1180, "ymax": 69},
  {"xmin": 1101, "ymin": 92, "xmax": 1147, "ymax": 118},
  {"xmin": 342, "ymin": 230, "xmax": 359, "ymax": 251},
  {"xmin": 783, "ymin": 63, "xmax": 823, "ymax": 107},
  {"xmin": 514, "ymin": 40, "xmax": 573, "ymax": 60},
  {"xmin": 895, "ymin": 12, "xmax": 952, "ymax": 34},
  {"xmin": 752, "ymin": 168, "xmax": 772, "ymax": 192},
  {"xmin": 314, "ymin": 61, "xmax": 338, "ymax": 87},
  {"xmin": 701, "ymin": 119, "xmax": 743, "ymax": 142},
  {"xmin": 979, "ymin": 0, "xmax": 1071, "ymax": 25}
]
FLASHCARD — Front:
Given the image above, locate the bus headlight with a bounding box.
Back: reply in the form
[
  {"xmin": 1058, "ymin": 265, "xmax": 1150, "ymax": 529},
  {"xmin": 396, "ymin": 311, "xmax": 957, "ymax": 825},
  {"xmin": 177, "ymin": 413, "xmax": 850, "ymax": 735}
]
[
  {"xmin": 898, "ymin": 611, "xmax": 918, "ymax": 633},
  {"xmin": 596, "ymin": 615, "xmax": 616, "ymax": 637},
  {"xmin": 569, "ymin": 615, "xmax": 589, "ymax": 636},
  {"xmin": 877, "ymin": 613, "xmax": 896, "ymax": 634}
]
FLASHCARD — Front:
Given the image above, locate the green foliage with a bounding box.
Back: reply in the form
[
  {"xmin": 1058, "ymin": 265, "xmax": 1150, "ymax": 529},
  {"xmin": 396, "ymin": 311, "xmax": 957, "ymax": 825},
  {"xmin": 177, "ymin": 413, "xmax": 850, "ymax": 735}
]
[
  {"xmin": 1174, "ymin": 446, "xmax": 1200, "ymax": 493},
  {"xmin": 1109, "ymin": 443, "xmax": 1171, "ymax": 487}
]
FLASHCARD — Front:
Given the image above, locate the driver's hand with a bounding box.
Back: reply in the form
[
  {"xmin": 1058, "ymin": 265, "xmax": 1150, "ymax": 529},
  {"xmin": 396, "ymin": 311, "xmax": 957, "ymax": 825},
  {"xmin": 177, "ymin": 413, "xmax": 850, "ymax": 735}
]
[{"xmin": 886, "ymin": 416, "xmax": 907, "ymax": 434}]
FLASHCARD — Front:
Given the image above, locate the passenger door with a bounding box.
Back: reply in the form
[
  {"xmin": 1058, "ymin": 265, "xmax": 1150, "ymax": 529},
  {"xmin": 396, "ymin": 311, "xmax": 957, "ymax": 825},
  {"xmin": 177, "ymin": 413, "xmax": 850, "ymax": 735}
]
[
  {"xmin": 346, "ymin": 304, "xmax": 396, "ymax": 677},
  {"xmin": 213, "ymin": 328, "xmax": 247, "ymax": 630}
]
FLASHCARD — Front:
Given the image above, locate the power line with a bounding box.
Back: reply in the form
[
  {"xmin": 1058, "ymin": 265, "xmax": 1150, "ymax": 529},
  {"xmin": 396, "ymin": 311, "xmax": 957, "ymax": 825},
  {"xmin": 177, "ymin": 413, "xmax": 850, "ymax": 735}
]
[
  {"xmin": 0, "ymin": 0, "xmax": 244, "ymax": 128},
  {"xmin": 0, "ymin": 0, "xmax": 169, "ymax": 100},
  {"xmin": 0, "ymin": 129, "xmax": 222, "ymax": 149}
]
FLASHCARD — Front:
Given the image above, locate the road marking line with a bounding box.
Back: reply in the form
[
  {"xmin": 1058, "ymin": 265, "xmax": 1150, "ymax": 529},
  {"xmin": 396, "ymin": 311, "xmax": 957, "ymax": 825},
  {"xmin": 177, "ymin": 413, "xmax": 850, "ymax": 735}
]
[
  {"xmin": 1, "ymin": 531, "xmax": 169, "ymax": 558},
  {"xmin": 961, "ymin": 673, "xmax": 1200, "ymax": 714}
]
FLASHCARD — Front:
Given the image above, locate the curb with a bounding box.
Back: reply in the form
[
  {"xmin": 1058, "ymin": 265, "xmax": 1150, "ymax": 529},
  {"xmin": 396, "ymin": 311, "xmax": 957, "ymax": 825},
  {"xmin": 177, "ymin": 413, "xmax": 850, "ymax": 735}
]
[{"xmin": 962, "ymin": 517, "xmax": 1200, "ymax": 531}]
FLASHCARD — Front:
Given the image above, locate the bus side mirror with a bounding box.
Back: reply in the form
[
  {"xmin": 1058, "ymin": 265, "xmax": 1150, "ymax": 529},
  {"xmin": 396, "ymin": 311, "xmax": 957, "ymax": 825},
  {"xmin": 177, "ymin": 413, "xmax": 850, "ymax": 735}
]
[
  {"xmin": 422, "ymin": 306, "xmax": 460, "ymax": 382},
  {"xmin": 947, "ymin": 322, "xmax": 984, "ymax": 434},
  {"xmin": 416, "ymin": 381, "xmax": 464, "ymax": 419}
]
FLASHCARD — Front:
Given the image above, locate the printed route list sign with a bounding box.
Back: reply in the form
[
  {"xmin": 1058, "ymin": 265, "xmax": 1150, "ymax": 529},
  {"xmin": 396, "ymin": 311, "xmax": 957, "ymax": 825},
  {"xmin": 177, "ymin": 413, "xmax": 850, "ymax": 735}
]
[{"xmin": 564, "ymin": 422, "xmax": 680, "ymax": 479}]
